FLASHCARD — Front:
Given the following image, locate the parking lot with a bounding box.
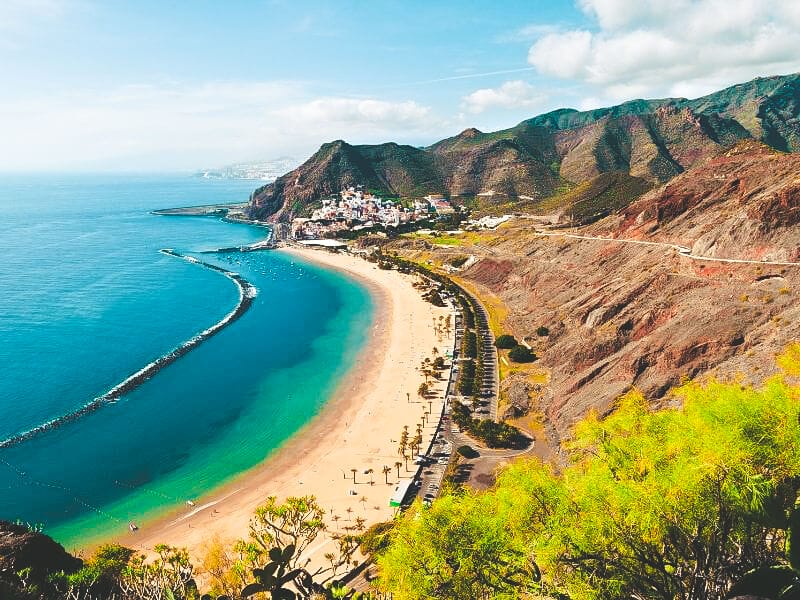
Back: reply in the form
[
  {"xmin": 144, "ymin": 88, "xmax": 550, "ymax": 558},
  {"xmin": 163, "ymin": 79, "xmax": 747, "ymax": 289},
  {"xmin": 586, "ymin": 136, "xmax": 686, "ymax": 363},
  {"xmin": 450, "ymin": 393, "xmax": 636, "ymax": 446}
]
[{"xmin": 410, "ymin": 284, "xmax": 500, "ymax": 506}]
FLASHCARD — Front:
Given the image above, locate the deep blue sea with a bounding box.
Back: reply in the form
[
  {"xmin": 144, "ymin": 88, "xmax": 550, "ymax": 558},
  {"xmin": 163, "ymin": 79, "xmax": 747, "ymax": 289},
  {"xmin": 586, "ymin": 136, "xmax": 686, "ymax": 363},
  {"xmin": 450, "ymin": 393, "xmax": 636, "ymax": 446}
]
[{"xmin": 0, "ymin": 174, "xmax": 372, "ymax": 548}]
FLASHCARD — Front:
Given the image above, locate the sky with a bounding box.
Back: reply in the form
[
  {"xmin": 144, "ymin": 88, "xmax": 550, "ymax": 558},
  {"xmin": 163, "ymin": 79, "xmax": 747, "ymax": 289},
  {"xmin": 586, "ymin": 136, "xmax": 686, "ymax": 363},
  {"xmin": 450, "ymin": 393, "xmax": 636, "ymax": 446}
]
[{"xmin": 2, "ymin": 0, "xmax": 800, "ymax": 172}]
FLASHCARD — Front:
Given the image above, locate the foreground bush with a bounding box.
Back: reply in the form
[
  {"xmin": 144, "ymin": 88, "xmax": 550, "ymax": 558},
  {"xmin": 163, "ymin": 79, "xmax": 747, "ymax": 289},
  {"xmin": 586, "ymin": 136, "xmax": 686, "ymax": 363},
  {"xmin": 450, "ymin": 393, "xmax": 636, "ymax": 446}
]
[{"xmin": 377, "ymin": 345, "xmax": 800, "ymax": 600}]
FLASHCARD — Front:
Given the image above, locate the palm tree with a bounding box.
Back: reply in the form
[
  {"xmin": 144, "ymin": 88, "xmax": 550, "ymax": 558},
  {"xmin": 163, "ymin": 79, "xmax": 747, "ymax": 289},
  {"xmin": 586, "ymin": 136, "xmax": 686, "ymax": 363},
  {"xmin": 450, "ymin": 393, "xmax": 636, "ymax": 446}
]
[
  {"xmin": 427, "ymin": 366, "xmax": 437, "ymax": 382},
  {"xmin": 350, "ymin": 468, "xmax": 358, "ymax": 484},
  {"xmin": 382, "ymin": 465, "xmax": 391, "ymax": 484},
  {"xmin": 412, "ymin": 433, "xmax": 423, "ymax": 457},
  {"xmin": 394, "ymin": 461, "xmax": 402, "ymax": 478},
  {"xmin": 346, "ymin": 507, "xmax": 353, "ymax": 521},
  {"xmin": 432, "ymin": 346, "xmax": 439, "ymax": 357},
  {"xmin": 418, "ymin": 382, "xmax": 429, "ymax": 399},
  {"xmin": 399, "ymin": 426, "xmax": 409, "ymax": 458},
  {"xmin": 359, "ymin": 495, "xmax": 368, "ymax": 512},
  {"xmin": 331, "ymin": 514, "xmax": 341, "ymax": 532}
]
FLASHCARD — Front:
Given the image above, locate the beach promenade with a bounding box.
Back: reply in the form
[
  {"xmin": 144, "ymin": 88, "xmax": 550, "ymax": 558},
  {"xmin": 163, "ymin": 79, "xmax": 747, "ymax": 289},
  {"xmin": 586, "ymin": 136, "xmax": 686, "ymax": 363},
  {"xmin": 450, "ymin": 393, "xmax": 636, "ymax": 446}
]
[{"xmin": 124, "ymin": 246, "xmax": 454, "ymax": 572}]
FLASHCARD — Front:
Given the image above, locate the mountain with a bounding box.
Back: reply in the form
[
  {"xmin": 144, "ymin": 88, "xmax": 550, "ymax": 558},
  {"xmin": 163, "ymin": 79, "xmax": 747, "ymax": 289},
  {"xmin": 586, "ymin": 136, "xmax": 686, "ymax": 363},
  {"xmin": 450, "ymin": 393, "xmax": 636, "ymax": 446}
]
[
  {"xmin": 249, "ymin": 140, "xmax": 443, "ymax": 222},
  {"xmin": 249, "ymin": 73, "xmax": 800, "ymax": 222},
  {"xmin": 384, "ymin": 139, "xmax": 800, "ymax": 442},
  {"xmin": 600, "ymin": 140, "xmax": 800, "ymax": 261}
]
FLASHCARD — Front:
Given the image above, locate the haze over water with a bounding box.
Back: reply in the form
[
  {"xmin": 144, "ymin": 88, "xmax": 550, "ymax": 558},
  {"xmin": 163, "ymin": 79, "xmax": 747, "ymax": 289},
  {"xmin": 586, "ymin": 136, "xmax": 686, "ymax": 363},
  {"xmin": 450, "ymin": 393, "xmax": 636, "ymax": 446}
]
[{"xmin": 0, "ymin": 175, "xmax": 371, "ymax": 548}]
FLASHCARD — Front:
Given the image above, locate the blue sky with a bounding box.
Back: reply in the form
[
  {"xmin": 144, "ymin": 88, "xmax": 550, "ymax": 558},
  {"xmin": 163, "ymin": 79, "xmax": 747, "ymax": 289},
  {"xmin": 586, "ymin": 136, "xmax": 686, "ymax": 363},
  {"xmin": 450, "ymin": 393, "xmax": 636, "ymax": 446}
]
[{"xmin": 2, "ymin": 0, "xmax": 800, "ymax": 171}]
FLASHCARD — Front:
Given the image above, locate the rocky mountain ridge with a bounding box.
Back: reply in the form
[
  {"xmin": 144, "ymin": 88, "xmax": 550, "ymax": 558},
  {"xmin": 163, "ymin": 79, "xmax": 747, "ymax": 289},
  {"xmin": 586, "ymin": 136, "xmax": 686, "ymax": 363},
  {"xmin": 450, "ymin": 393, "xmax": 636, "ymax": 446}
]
[
  {"xmin": 384, "ymin": 140, "xmax": 800, "ymax": 442},
  {"xmin": 249, "ymin": 73, "xmax": 800, "ymax": 222}
]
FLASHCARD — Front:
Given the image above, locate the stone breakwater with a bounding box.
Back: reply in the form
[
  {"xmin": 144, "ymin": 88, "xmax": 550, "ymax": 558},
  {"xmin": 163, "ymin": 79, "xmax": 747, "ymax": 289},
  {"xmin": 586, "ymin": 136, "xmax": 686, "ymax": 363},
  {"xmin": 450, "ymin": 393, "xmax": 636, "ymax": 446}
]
[{"xmin": 0, "ymin": 250, "xmax": 257, "ymax": 450}]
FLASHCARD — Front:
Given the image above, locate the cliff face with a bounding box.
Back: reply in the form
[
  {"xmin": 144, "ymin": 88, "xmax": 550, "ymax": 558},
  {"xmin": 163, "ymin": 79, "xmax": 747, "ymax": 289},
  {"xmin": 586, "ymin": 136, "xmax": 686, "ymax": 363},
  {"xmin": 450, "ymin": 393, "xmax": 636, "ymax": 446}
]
[
  {"xmin": 250, "ymin": 73, "xmax": 800, "ymax": 222},
  {"xmin": 387, "ymin": 143, "xmax": 800, "ymax": 441},
  {"xmin": 597, "ymin": 141, "xmax": 800, "ymax": 261},
  {"xmin": 0, "ymin": 521, "xmax": 82, "ymax": 598}
]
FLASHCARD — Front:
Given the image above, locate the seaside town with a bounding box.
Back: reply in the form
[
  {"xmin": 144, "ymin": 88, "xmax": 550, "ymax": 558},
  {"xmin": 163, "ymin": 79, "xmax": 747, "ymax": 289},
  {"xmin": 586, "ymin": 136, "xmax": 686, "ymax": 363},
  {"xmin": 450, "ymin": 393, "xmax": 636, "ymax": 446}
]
[
  {"xmin": 274, "ymin": 185, "xmax": 514, "ymax": 246},
  {"xmin": 290, "ymin": 186, "xmax": 456, "ymax": 239}
]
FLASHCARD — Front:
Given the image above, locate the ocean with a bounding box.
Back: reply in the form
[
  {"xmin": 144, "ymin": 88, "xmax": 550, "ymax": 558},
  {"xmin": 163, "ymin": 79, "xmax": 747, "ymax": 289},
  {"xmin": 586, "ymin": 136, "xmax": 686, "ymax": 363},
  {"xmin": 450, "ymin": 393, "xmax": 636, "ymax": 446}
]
[{"xmin": 0, "ymin": 174, "xmax": 372, "ymax": 548}]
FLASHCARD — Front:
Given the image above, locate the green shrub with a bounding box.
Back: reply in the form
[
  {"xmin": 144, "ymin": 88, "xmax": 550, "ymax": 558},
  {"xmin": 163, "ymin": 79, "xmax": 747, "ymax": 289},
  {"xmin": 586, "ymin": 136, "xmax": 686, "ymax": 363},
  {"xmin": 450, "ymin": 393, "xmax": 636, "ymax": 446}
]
[
  {"xmin": 450, "ymin": 401, "xmax": 520, "ymax": 449},
  {"xmin": 360, "ymin": 521, "xmax": 396, "ymax": 556},
  {"xmin": 495, "ymin": 334, "xmax": 518, "ymax": 349},
  {"xmin": 536, "ymin": 326, "xmax": 549, "ymax": 337},
  {"xmin": 463, "ymin": 330, "xmax": 478, "ymax": 359},
  {"xmin": 508, "ymin": 345, "xmax": 536, "ymax": 363},
  {"xmin": 457, "ymin": 445, "xmax": 479, "ymax": 459},
  {"xmin": 458, "ymin": 360, "xmax": 475, "ymax": 396}
]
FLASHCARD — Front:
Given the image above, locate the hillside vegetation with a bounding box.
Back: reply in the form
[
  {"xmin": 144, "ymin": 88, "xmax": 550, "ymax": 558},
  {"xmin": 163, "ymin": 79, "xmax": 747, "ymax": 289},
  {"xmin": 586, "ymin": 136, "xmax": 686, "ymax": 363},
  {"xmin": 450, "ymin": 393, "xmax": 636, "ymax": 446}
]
[{"xmin": 376, "ymin": 346, "xmax": 800, "ymax": 600}]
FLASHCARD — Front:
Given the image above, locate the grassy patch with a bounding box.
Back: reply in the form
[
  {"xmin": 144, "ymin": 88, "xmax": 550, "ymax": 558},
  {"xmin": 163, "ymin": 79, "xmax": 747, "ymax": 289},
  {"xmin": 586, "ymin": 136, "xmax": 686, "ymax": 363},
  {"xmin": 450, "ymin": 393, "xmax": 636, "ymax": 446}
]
[
  {"xmin": 450, "ymin": 276, "xmax": 508, "ymax": 338},
  {"xmin": 531, "ymin": 171, "xmax": 652, "ymax": 223}
]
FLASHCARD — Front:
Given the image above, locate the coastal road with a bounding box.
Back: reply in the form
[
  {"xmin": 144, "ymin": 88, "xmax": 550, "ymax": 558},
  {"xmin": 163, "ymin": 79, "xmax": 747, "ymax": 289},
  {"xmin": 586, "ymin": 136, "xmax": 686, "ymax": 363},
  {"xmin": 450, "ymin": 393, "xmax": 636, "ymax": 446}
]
[{"xmin": 527, "ymin": 226, "xmax": 800, "ymax": 268}]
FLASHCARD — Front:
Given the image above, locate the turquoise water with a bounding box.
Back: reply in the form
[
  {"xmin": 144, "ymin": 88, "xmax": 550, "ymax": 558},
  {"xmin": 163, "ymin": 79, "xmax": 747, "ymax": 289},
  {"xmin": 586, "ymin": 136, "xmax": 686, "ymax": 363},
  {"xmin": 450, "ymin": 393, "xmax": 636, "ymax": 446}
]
[{"xmin": 0, "ymin": 175, "xmax": 372, "ymax": 549}]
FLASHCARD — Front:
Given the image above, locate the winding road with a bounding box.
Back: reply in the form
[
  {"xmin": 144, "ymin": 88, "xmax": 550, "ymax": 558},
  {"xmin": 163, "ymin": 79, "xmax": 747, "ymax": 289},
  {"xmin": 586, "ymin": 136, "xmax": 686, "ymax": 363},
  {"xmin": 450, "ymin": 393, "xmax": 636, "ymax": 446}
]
[{"xmin": 530, "ymin": 227, "xmax": 800, "ymax": 268}]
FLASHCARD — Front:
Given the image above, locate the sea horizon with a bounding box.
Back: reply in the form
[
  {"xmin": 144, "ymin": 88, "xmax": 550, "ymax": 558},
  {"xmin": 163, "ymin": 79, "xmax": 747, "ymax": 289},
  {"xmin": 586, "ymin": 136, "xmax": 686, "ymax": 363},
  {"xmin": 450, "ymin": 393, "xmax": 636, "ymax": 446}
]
[{"xmin": 0, "ymin": 174, "xmax": 372, "ymax": 548}]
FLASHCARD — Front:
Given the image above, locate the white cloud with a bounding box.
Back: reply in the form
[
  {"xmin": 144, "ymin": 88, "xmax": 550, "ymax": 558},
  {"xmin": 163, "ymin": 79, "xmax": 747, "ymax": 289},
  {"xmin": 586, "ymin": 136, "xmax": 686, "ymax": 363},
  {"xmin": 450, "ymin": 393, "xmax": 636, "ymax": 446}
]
[
  {"xmin": 275, "ymin": 98, "xmax": 433, "ymax": 128},
  {"xmin": 0, "ymin": 83, "xmax": 446, "ymax": 171},
  {"xmin": 528, "ymin": 0, "xmax": 800, "ymax": 102},
  {"xmin": 528, "ymin": 30, "xmax": 593, "ymax": 79},
  {"xmin": 576, "ymin": 0, "xmax": 688, "ymax": 31},
  {"xmin": 270, "ymin": 97, "xmax": 447, "ymax": 149},
  {"xmin": 461, "ymin": 80, "xmax": 547, "ymax": 114}
]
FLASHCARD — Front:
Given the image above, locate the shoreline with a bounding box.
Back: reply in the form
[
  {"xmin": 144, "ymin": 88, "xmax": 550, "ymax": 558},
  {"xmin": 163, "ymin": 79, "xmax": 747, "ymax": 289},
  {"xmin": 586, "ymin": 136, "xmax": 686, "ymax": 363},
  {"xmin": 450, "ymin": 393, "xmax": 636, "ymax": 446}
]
[{"xmin": 110, "ymin": 246, "xmax": 454, "ymax": 570}]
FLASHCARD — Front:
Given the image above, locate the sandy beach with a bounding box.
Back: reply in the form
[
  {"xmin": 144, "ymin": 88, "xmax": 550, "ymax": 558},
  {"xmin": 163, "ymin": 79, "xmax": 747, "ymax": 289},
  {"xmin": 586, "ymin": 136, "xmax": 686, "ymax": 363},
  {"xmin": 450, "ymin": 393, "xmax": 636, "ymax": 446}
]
[{"xmin": 122, "ymin": 245, "xmax": 454, "ymax": 571}]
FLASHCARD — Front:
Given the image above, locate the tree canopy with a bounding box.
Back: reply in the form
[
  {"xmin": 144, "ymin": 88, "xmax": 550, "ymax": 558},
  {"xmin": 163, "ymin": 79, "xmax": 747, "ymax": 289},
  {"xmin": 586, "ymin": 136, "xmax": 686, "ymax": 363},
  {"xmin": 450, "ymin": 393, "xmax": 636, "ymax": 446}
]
[
  {"xmin": 494, "ymin": 334, "xmax": 518, "ymax": 349},
  {"xmin": 376, "ymin": 345, "xmax": 800, "ymax": 600},
  {"xmin": 508, "ymin": 345, "xmax": 536, "ymax": 363}
]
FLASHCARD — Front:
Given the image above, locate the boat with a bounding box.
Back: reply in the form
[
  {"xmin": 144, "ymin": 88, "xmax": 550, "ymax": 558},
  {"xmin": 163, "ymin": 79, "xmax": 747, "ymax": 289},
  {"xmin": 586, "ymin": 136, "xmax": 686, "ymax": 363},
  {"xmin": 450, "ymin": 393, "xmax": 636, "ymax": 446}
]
[{"xmin": 129, "ymin": 522, "xmax": 138, "ymax": 532}]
